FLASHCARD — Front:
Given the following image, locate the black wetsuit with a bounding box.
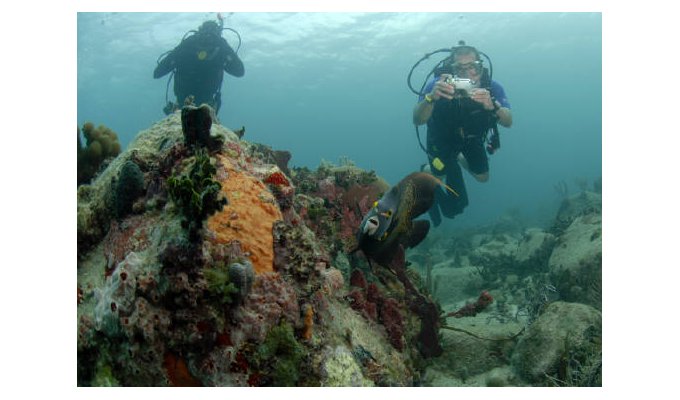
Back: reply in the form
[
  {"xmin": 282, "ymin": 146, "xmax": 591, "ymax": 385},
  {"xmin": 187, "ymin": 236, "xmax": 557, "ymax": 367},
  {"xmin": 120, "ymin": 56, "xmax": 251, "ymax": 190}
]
[
  {"xmin": 419, "ymin": 70, "xmax": 510, "ymax": 225},
  {"xmin": 154, "ymin": 31, "xmax": 244, "ymax": 113},
  {"xmin": 426, "ymin": 95, "xmax": 496, "ymax": 223}
]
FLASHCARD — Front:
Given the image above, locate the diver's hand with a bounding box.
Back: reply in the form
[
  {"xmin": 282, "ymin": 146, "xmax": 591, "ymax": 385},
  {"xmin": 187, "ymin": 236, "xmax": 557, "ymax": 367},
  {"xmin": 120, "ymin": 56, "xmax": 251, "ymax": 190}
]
[
  {"xmin": 469, "ymin": 88, "xmax": 495, "ymax": 110},
  {"xmin": 430, "ymin": 74, "xmax": 455, "ymax": 101}
]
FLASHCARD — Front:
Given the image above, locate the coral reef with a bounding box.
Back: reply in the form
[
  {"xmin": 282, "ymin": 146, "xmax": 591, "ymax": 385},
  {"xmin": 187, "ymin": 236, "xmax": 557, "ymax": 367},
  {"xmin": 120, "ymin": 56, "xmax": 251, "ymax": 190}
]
[
  {"xmin": 250, "ymin": 320, "xmax": 306, "ymax": 386},
  {"xmin": 78, "ymin": 115, "xmax": 421, "ymax": 387},
  {"xmin": 291, "ymin": 160, "xmax": 389, "ymax": 255},
  {"xmin": 77, "ymin": 111, "xmax": 602, "ymax": 387}
]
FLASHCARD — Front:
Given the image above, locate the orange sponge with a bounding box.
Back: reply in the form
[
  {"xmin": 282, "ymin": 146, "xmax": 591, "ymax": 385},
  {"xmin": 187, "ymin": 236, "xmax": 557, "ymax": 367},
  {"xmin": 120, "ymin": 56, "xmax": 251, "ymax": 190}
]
[{"xmin": 207, "ymin": 155, "xmax": 282, "ymax": 275}]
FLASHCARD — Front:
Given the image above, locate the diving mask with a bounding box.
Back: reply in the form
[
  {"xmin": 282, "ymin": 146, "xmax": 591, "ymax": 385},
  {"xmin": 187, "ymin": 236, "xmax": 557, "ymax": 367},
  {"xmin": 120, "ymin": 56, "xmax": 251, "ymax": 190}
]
[{"xmin": 452, "ymin": 61, "xmax": 482, "ymax": 77}]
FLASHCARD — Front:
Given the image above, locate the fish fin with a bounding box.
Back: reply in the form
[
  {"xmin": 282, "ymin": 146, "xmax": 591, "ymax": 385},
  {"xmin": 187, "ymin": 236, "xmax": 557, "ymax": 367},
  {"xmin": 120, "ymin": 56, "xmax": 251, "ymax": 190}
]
[
  {"xmin": 405, "ymin": 220, "xmax": 430, "ymax": 249},
  {"xmin": 428, "ymin": 173, "xmax": 459, "ymax": 197},
  {"xmin": 441, "ymin": 182, "xmax": 459, "ymax": 197}
]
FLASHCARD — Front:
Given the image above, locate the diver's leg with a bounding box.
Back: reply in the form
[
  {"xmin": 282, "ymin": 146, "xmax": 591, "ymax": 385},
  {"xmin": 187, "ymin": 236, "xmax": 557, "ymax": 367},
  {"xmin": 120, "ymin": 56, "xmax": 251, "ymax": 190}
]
[
  {"xmin": 421, "ymin": 161, "xmax": 444, "ymax": 227},
  {"xmin": 460, "ymin": 136, "xmax": 489, "ymax": 183},
  {"xmin": 439, "ymin": 157, "xmax": 468, "ymax": 219},
  {"xmin": 428, "ymin": 195, "xmax": 443, "ymax": 227}
]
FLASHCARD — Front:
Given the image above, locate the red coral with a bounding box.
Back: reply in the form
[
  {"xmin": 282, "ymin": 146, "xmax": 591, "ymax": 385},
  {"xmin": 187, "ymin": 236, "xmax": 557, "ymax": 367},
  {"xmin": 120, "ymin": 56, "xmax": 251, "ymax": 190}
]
[
  {"xmin": 338, "ymin": 204, "xmax": 363, "ymax": 247},
  {"xmin": 316, "ymin": 177, "xmax": 344, "ymax": 203},
  {"xmin": 380, "ymin": 298, "xmax": 404, "ymax": 351},
  {"xmin": 264, "ymin": 171, "xmax": 289, "ymax": 186},
  {"xmin": 230, "ymin": 351, "xmax": 249, "ymax": 374},
  {"xmin": 347, "ymin": 289, "xmax": 366, "ymax": 312},
  {"xmin": 349, "ymin": 269, "xmax": 367, "ymax": 289},
  {"xmin": 366, "ymin": 283, "xmax": 382, "ymax": 304},
  {"xmin": 163, "ymin": 352, "xmax": 202, "ymax": 386},
  {"xmin": 446, "ymin": 290, "xmax": 494, "ymax": 318}
]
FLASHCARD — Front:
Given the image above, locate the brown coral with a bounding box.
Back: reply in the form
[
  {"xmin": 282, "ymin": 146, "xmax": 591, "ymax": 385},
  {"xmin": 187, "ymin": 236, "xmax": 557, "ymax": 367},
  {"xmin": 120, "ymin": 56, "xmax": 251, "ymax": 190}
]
[
  {"xmin": 77, "ymin": 122, "xmax": 121, "ymax": 185},
  {"xmin": 206, "ymin": 155, "xmax": 283, "ymax": 275}
]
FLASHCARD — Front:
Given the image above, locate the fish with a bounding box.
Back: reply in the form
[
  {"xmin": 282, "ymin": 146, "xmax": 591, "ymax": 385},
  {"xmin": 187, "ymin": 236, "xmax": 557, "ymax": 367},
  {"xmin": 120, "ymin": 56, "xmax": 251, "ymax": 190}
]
[{"xmin": 355, "ymin": 172, "xmax": 456, "ymax": 269}]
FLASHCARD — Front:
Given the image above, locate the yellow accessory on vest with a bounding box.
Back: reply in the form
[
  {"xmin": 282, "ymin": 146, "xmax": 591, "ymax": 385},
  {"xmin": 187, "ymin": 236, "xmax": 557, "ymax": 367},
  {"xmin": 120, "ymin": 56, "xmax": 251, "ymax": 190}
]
[
  {"xmin": 432, "ymin": 157, "xmax": 445, "ymax": 171},
  {"xmin": 424, "ymin": 94, "xmax": 434, "ymax": 103},
  {"xmin": 197, "ymin": 50, "xmax": 208, "ymax": 60}
]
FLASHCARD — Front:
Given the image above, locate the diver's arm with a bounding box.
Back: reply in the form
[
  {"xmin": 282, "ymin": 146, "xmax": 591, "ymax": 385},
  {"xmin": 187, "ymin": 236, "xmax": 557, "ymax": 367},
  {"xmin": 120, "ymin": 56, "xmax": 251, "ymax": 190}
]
[
  {"xmin": 153, "ymin": 51, "xmax": 176, "ymax": 79},
  {"xmin": 413, "ymin": 100, "xmax": 434, "ymax": 125},
  {"xmin": 495, "ymin": 104, "xmax": 512, "ymax": 128},
  {"xmin": 413, "ymin": 76, "xmax": 454, "ymax": 125},
  {"xmin": 222, "ymin": 41, "xmax": 244, "ymax": 77}
]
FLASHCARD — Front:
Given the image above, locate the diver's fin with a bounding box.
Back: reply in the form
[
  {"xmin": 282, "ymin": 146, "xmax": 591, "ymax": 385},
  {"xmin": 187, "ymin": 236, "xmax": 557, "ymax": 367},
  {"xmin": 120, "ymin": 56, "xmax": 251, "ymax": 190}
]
[
  {"xmin": 429, "ymin": 204, "xmax": 442, "ymax": 228},
  {"xmin": 405, "ymin": 220, "xmax": 430, "ymax": 249}
]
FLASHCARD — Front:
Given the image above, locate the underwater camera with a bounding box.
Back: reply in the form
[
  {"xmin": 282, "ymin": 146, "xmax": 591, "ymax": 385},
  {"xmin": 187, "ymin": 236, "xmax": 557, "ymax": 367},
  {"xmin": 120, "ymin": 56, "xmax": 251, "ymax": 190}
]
[{"xmin": 445, "ymin": 76, "xmax": 476, "ymax": 96}]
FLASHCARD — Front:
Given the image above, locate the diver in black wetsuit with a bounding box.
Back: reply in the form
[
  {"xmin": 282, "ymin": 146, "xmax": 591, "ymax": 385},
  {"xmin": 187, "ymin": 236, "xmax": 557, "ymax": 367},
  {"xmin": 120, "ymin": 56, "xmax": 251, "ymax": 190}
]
[
  {"xmin": 412, "ymin": 43, "xmax": 512, "ymax": 226},
  {"xmin": 154, "ymin": 20, "xmax": 244, "ymax": 115}
]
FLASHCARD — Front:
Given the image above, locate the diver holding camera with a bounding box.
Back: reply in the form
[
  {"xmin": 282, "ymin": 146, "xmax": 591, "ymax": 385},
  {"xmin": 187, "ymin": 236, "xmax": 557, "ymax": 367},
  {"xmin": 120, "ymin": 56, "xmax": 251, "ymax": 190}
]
[{"xmin": 412, "ymin": 41, "xmax": 512, "ymax": 226}]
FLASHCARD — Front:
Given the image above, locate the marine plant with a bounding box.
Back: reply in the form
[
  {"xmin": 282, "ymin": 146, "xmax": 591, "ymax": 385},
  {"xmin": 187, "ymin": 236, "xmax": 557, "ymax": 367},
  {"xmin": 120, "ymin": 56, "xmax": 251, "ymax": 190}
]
[
  {"xmin": 166, "ymin": 149, "xmax": 227, "ymax": 241},
  {"xmin": 203, "ymin": 262, "xmax": 239, "ymax": 306},
  {"xmin": 252, "ymin": 320, "xmax": 306, "ymax": 386}
]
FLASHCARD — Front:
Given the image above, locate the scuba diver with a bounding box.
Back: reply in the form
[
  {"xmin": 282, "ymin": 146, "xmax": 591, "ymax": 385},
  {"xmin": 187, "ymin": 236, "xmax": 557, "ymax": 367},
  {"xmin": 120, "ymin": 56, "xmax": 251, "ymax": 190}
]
[
  {"xmin": 154, "ymin": 17, "xmax": 244, "ymax": 115},
  {"xmin": 411, "ymin": 41, "xmax": 513, "ymax": 227}
]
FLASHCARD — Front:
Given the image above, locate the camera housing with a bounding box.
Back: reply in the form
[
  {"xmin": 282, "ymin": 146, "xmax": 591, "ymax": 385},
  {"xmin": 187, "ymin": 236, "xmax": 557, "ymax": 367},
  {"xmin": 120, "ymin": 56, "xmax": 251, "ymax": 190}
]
[{"xmin": 445, "ymin": 76, "xmax": 476, "ymax": 94}]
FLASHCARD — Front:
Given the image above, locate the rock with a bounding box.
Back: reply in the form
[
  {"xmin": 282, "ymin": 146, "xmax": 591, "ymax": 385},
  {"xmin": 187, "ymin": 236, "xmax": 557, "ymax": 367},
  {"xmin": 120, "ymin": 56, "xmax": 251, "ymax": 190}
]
[
  {"xmin": 553, "ymin": 191, "xmax": 601, "ymax": 234},
  {"xmin": 423, "ymin": 317, "xmax": 523, "ymax": 384},
  {"xmin": 470, "ymin": 233, "xmax": 520, "ymax": 261},
  {"xmin": 320, "ymin": 346, "xmax": 374, "ymax": 387},
  {"xmin": 511, "ymin": 301, "xmax": 601, "ymax": 384},
  {"xmin": 516, "ymin": 228, "xmax": 555, "ymax": 264},
  {"xmin": 548, "ymin": 212, "xmax": 602, "ymax": 307},
  {"xmin": 431, "ymin": 266, "xmax": 483, "ymax": 305}
]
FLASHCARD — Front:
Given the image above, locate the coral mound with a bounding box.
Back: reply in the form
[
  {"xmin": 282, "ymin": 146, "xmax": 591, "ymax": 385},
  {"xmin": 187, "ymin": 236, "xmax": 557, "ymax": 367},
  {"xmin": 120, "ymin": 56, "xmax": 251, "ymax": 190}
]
[{"xmin": 78, "ymin": 114, "xmax": 422, "ymax": 387}]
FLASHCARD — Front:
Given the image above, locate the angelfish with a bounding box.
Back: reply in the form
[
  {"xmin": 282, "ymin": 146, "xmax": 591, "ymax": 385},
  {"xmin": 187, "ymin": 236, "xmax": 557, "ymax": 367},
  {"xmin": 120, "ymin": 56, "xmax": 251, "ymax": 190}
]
[{"xmin": 355, "ymin": 172, "xmax": 457, "ymax": 269}]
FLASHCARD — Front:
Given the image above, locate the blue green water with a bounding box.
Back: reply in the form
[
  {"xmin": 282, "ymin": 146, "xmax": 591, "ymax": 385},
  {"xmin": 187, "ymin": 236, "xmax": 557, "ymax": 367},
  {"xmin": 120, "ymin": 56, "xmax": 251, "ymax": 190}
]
[{"xmin": 78, "ymin": 12, "xmax": 601, "ymax": 229}]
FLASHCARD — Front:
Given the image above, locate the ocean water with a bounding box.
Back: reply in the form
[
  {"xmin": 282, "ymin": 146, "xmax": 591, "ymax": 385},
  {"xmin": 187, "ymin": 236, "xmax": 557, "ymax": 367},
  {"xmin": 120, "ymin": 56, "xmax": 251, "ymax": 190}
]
[{"xmin": 78, "ymin": 12, "xmax": 601, "ymax": 230}]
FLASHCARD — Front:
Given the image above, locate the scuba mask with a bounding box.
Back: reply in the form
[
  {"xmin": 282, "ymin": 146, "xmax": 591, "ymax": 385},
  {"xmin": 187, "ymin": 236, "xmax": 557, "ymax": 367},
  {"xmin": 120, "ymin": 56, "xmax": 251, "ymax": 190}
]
[{"xmin": 452, "ymin": 60, "xmax": 483, "ymax": 79}]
